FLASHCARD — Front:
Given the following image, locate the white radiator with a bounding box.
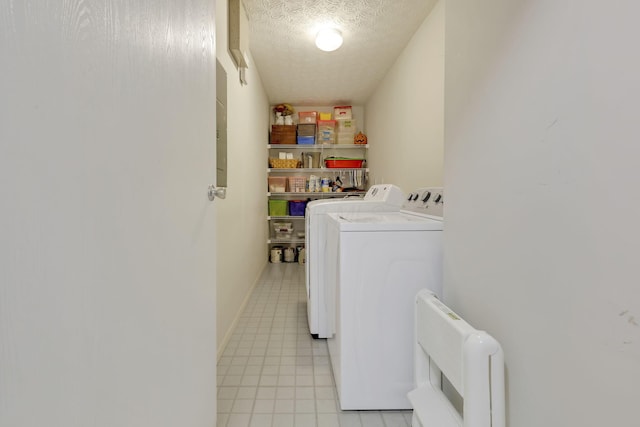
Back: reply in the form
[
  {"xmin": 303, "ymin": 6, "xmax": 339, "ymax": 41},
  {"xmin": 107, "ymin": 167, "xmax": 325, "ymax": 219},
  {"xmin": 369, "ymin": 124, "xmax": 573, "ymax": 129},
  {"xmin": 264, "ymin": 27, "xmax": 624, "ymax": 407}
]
[{"xmin": 408, "ymin": 290, "xmax": 505, "ymax": 427}]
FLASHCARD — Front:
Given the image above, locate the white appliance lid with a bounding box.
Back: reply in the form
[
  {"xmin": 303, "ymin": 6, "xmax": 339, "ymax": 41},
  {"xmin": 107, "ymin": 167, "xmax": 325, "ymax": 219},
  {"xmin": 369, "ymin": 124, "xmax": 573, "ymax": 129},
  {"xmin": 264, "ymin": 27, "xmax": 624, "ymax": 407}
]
[
  {"xmin": 329, "ymin": 212, "xmax": 443, "ymax": 231},
  {"xmin": 307, "ymin": 183, "xmax": 406, "ymax": 215},
  {"xmin": 308, "ymin": 199, "xmax": 409, "ymax": 215}
]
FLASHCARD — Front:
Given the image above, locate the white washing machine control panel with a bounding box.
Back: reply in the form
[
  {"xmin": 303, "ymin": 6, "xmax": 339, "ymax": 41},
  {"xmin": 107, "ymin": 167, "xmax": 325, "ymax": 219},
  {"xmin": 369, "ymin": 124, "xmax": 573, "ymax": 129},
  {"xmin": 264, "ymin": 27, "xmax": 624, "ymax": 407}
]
[
  {"xmin": 403, "ymin": 187, "xmax": 444, "ymax": 218},
  {"xmin": 363, "ymin": 184, "xmax": 405, "ymax": 205}
]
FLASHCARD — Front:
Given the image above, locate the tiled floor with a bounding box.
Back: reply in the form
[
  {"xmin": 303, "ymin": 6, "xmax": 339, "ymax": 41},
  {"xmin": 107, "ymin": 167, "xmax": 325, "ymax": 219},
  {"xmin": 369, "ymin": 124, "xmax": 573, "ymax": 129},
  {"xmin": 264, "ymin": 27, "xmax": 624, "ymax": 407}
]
[{"xmin": 217, "ymin": 263, "xmax": 413, "ymax": 427}]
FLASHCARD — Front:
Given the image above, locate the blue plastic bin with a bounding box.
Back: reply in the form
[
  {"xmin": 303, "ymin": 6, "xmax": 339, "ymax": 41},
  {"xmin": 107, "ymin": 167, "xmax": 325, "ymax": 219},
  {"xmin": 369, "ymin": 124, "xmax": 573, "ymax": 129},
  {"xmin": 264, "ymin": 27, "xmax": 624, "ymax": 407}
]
[
  {"xmin": 289, "ymin": 200, "xmax": 308, "ymax": 216},
  {"xmin": 297, "ymin": 135, "xmax": 315, "ymax": 145}
]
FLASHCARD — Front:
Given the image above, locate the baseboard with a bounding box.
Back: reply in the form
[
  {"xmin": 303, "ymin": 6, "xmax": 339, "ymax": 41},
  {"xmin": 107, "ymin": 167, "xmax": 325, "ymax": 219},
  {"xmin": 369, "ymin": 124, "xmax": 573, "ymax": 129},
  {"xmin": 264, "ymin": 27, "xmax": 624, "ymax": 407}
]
[{"xmin": 217, "ymin": 260, "xmax": 268, "ymax": 362}]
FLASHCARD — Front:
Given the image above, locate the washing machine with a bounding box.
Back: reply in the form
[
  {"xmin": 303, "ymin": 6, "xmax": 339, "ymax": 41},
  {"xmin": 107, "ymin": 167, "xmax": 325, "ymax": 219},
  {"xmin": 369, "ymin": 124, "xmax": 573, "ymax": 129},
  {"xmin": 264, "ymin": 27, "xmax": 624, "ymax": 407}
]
[
  {"xmin": 305, "ymin": 184, "xmax": 405, "ymax": 338},
  {"xmin": 325, "ymin": 188, "xmax": 444, "ymax": 410}
]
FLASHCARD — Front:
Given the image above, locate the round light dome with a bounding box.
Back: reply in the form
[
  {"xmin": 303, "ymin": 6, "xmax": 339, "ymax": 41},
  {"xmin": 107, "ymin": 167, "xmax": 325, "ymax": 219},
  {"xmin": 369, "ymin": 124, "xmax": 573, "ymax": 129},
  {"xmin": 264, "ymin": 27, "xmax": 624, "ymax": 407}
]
[{"xmin": 315, "ymin": 28, "xmax": 343, "ymax": 52}]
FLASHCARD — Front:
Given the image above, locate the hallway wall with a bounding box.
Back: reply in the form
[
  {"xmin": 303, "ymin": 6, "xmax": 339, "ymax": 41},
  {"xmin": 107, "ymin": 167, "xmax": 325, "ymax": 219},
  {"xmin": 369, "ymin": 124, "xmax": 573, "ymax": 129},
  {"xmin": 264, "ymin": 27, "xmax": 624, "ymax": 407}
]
[
  {"xmin": 215, "ymin": 0, "xmax": 270, "ymax": 356},
  {"xmin": 365, "ymin": 0, "xmax": 444, "ymax": 191},
  {"xmin": 444, "ymin": 1, "xmax": 640, "ymax": 425}
]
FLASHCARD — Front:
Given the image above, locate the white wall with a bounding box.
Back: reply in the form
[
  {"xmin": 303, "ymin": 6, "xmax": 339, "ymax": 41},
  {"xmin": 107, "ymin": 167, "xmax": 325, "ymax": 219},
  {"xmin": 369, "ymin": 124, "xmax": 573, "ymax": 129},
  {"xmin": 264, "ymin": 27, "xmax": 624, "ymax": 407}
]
[
  {"xmin": 215, "ymin": 0, "xmax": 270, "ymax": 355},
  {"xmin": 444, "ymin": 1, "xmax": 640, "ymax": 425},
  {"xmin": 0, "ymin": 1, "xmax": 218, "ymax": 426},
  {"xmin": 365, "ymin": 0, "xmax": 444, "ymax": 191}
]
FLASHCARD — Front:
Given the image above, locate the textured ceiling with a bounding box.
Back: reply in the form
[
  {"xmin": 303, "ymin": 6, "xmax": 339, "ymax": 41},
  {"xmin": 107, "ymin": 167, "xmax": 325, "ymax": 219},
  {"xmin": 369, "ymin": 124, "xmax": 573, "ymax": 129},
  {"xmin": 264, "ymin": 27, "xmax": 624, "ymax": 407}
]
[{"xmin": 242, "ymin": 0, "xmax": 437, "ymax": 106}]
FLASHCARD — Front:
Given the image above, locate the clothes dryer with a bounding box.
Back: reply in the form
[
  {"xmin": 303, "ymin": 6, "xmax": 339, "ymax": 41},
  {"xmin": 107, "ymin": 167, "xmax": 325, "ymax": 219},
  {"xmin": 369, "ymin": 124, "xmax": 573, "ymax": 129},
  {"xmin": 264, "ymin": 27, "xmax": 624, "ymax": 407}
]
[
  {"xmin": 325, "ymin": 188, "xmax": 444, "ymax": 410},
  {"xmin": 305, "ymin": 184, "xmax": 405, "ymax": 338}
]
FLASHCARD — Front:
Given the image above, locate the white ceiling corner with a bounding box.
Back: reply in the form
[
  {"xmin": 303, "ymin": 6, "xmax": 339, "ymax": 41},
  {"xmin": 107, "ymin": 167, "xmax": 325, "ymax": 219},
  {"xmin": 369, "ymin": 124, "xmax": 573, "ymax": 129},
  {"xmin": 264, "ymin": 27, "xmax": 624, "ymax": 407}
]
[{"xmin": 242, "ymin": 0, "xmax": 437, "ymax": 106}]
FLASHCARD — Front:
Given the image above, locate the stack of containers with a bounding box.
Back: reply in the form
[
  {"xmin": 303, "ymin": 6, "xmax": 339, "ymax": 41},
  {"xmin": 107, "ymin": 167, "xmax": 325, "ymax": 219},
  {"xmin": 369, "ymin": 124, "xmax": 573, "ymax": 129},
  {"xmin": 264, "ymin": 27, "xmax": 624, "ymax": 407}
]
[
  {"xmin": 297, "ymin": 111, "xmax": 317, "ymax": 144},
  {"xmin": 297, "ymin": 123, "xmax": 316, "ymax": 144},
  {"xmin": 334, "ymin": 105, "xmax": 356, "ymax": 144},
  {"xmin": 317, "ymin": 119, "xmax": 337, "ymax": 144}
]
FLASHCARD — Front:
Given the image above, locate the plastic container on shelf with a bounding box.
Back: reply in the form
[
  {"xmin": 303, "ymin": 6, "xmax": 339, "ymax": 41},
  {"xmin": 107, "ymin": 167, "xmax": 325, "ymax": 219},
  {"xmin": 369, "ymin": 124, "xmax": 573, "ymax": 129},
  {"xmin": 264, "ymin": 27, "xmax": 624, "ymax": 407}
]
[
  {"xmin": 297, "ymin": 123, "xmax": 316, "ymax": 136},
  {"xmin": 336, "ymin": 119, "xmax": 357, "ymax": 132},
  {"xmin": 334, "ymin": 105, "xmax": 352, "ymax": 120},
  {"xmin": 317, "ymin": 133, "xmax": 336, "ymax": 144},
  {"xmin": 268, "ymin": 200, "xmax": 288, "ymax": 216},
  {"xmin": 317, "ymin": 119, "xmax": 337, "ymax": 132},
  {"xmin": 287, "ymin": 176, "xmax": 306, "ymax": 193},
  {"xmin": 298, "ymin": 111, "xmax": 318, "ymax": 124},
  {"xmin": 297, "ymin": 135, "xmax": 315, "ymax": 145},
  {"xmin": 273, "ymin": 221, "xmax": 294, "ymax": 239},
  {"xmin": 273, "ymin": 221, "xmax": 293, "ymax": 231},
  {"xmin": 324, "ymin": 157, "xmax": 365, "ymax": 168},
  {"xmin": 317, "ymin": 119, "xmax": 337, "ymax": 144},
  {"xmin": 268, "ymin": 176, "xmax": 287, "ymax": 192},
  {"xmin": 289, "ymin": 200, "xmax": 308, "ymax": 216},
  {"xmin": 275, "ymin": 231, "xmax": 292, "ymax": 240},
  {"xmin": 336, "ymin": 133, "xmax": 356, "ymax": 145}
]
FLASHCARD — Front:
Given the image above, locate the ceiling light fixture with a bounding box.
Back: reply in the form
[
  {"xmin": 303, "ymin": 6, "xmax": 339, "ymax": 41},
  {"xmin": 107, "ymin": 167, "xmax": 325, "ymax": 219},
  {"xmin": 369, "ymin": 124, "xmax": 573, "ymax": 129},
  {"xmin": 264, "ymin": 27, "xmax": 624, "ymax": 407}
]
[{"xmin": 315, "ymin": 28, "xmax": 343, "ymax": 52}]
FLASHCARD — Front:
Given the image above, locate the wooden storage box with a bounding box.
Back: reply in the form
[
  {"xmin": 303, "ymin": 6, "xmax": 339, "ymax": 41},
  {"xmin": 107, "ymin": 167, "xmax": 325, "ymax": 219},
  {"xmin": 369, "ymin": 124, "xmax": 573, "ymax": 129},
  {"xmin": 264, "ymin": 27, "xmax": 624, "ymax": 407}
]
[{"xmin": 270, "ymin": 125, "xmax": 296, "ymax": 144}]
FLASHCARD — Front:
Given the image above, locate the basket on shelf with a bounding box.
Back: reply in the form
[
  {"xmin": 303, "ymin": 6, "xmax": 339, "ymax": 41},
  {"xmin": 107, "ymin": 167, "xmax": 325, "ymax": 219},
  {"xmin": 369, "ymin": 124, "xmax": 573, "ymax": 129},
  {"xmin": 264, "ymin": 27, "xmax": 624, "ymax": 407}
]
[
  {"xmin": 287, "ymin": 176, "xmax": 307, "ymax": 193},
  {"xmin": 269, "ymin": 158, "xmax": 301, "ymax": 169}
]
